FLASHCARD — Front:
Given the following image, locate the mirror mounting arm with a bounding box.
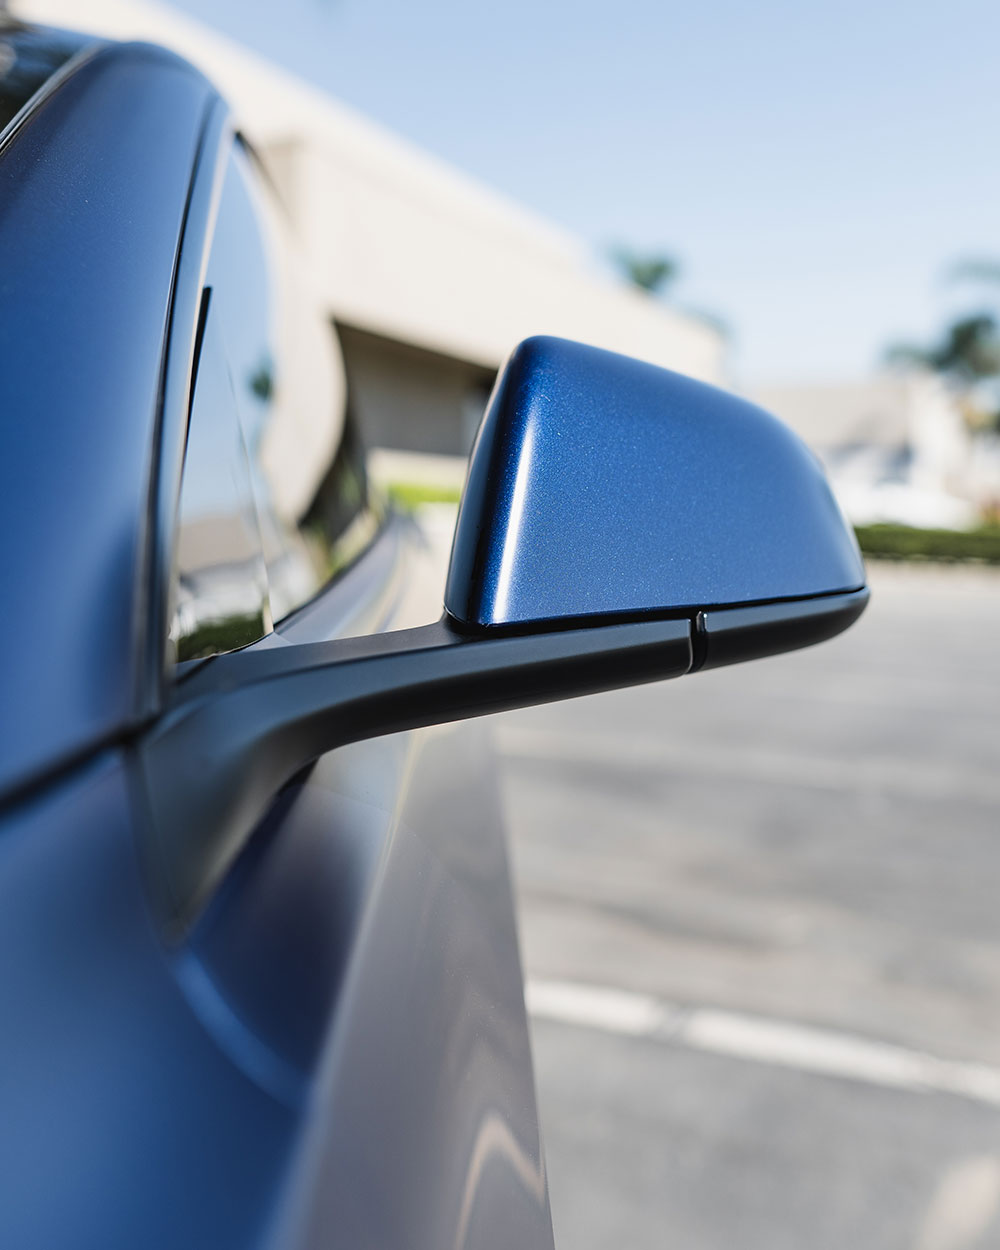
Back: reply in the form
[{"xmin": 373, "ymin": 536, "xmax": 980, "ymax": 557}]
[
  {"xmin": 136, "ymin": 614, "xmax": 693, "ymax": 934},
  {"xmin": 134, "ymin": 585, "xmax": 866, "ymax": 937}
]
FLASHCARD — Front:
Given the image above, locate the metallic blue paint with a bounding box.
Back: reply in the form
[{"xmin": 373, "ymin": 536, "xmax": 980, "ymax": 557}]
[
  {"xmin": 0, "ymin": 42, "xmax": 214, "ymax": 800},
  {"xmin": 446, "ymin": 336, "xmax": 866, "ymax": 628},
  {"xmin": 0, "ymin": 753, "xmax": 296, "ymax": 1249},
  {"xmin": 0, "ymin": 27, "xmax": 865, "ymax": 1250}
]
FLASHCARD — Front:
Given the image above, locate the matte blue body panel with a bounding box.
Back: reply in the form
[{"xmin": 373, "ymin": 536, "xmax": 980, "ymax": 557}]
[
  {"xmin": 0, "ymin": 44, "xmax": 213, "ymax": 800},
  {"xmin": 446, "ymin": 336, "xmax": 866, "ymax": 627},
  {"xmin": 0, "ymin": 754, "xmax": 296, "ymax": 1249}
]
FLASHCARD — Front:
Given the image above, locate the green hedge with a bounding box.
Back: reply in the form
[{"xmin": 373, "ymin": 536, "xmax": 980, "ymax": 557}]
[
  {"xmin": 385, "ymin": 482, "xmax": 462, "ymax": 509},
  {"xmin": 854, "ymin": 523, "xmax": 1000, "ymax": 563}
]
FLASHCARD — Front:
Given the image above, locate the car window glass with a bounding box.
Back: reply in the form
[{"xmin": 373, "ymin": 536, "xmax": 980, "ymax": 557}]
[
  {"xmin": 168, "ymin": 302, "xmax": 272, "ymax": 663},
  {"xmin": 205, "ymin": 145, "xmax": 377, "ymax": 623}
]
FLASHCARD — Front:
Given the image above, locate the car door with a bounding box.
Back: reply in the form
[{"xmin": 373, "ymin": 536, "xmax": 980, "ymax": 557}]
[{"xmin": 157, "ymin": 137, "xmax": 555, "ymax": 1250}]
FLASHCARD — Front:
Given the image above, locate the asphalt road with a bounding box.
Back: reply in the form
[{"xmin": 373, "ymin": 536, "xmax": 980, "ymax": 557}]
[{"xmin": 494, "ymin": 561, "xmax": 1000, "ymax": 1250}]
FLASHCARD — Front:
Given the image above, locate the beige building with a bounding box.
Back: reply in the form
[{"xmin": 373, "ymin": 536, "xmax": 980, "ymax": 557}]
[{"xmin": 17, "ymin": 0, "xmax": 726, "ymax": 460}]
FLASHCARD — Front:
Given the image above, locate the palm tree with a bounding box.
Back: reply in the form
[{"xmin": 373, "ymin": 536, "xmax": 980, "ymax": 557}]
[
  {"xmin": 611, "ymin": 247, "xmax": 679, "ymax": 295},
  {"xmin": 886, "ymin": 256, "xmax": 1000, "ymax": 424},
  {"xmin": 886, "ymin": 257, "xmax": 1000, "ymax": 431},
  {"xmin": 949, "ymin": 256, "xmax": 1000, "ymax": 286},
  {"xmin": 887, "ymin": 314, "xmax": 1000, "ymax": 384}
]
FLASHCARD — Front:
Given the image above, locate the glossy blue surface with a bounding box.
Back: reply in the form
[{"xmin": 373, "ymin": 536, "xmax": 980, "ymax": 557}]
[
  {"xmin": 0, "ymin": 44, "xmax": 212, "ymax": 800},
  {"xmin": 446, "ymin": 337, "xmax": 865, "ymax": 628}
]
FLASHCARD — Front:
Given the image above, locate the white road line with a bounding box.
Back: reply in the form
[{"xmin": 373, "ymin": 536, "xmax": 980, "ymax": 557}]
[
  {"xmin": 523, "ymin": 978, "xmax": 680, "ymax": 1038},
  {"xmin": 525, "ymin": 978, "xmax": 1000, "ymax": 1109}
]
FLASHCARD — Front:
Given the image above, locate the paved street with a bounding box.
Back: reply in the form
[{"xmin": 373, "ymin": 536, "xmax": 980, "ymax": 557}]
[{"xmin": 494, "ymin": 562, "xmax": 1000, "ymax": 1250}]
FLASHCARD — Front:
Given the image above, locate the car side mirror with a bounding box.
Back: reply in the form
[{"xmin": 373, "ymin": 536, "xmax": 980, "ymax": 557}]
[
  {"xmin": 141, "ymin": 336, "xmax": 868, "ymax": 930},
  {"xmin": 447, "ymin": 335, "xmax": 866, "ymax": 668}
]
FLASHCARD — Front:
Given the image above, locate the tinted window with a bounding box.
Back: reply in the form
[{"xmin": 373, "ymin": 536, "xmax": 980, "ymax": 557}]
[
  {"xmin": 169, "ymin": 145, "xmax": 377, "ymax": 663},
  {"xmin": 205, "ymin": 145, "xmax": 376, "ymax": 623},
  {"xmin": 169, "ymin": 300, "xmax": 271, "ymax": 663}
]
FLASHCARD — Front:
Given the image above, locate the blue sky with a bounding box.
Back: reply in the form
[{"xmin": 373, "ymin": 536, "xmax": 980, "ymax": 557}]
[{"xmin": 167, "ymin": 0, "xmax": 999, "ymax": 384}]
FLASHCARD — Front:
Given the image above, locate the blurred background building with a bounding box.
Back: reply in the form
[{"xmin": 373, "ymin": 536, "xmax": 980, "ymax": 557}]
[
  {"xmin": 16, "ymin": 0, "xmax": 724, "ymax": 471},
  {"xmin": 751, "ymin": 373, "xmax": 983, "ymax": 529}
]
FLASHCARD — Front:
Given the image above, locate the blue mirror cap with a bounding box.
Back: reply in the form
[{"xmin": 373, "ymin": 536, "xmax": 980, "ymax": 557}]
[{"xmin": 445, "ymin": 336, "xmax": 866, "ymax": 628}]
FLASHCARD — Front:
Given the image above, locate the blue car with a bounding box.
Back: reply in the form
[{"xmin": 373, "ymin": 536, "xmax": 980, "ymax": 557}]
[{"xmin": 0, "ymin": 20, "xmax": 867, "ymax": 1249}]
